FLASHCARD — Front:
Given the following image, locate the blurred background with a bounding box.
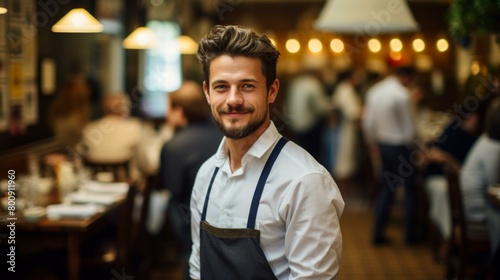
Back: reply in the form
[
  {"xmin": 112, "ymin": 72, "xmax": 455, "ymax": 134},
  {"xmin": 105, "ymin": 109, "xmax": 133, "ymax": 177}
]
[{"xmin": 0, "ymin": 0, "xmax": 500, "ymax": 279}]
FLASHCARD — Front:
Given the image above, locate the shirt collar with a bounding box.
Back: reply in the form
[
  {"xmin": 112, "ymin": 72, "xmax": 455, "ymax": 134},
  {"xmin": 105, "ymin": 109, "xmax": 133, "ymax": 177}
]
[{"xmin": 214, "ymin": 122, "xmax": 281, "ymax": 169}]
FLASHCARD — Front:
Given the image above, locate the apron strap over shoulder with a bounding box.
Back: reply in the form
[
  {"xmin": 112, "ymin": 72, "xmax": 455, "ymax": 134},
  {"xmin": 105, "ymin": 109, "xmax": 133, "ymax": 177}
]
[
  {"xmin": 201, "ymin": 167, "xmax": 219, "ymax": 221},
  {"xmin": 247, "ymin": 137, "xmax": 289, "ymax": 229}
]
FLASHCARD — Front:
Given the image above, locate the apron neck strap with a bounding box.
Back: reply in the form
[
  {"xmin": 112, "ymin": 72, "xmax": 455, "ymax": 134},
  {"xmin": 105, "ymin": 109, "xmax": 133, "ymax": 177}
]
[
  {"xmin": 247, "ymin": 137, "xmax": 288, "ymax": 229},
  {"xmin": 201, "ymin": 167, "xmax": 219, "ymax": 221}
]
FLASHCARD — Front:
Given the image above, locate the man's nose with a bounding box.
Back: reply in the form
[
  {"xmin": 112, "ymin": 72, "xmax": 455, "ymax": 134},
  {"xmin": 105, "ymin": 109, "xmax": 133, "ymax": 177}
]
[{"xmin": 226, "ymin": 86, "xmax": 244, "ymax": 106}]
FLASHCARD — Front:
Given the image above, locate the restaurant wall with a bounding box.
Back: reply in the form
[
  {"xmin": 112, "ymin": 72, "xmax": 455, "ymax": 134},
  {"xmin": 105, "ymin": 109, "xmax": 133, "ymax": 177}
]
[{"xmin": 0, "ymin": 0, "xmax": 126, "ymax": 151}]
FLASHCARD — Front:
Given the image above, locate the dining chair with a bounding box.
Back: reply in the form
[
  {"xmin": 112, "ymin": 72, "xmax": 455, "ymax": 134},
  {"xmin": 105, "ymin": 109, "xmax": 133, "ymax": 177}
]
[
  {"xmin": 83, "ymin": 159, "xmax": 130, "ymax": 182},
  {"xmin": 444, "ymin": 165, "xmax": 490, "ymax": 280}
]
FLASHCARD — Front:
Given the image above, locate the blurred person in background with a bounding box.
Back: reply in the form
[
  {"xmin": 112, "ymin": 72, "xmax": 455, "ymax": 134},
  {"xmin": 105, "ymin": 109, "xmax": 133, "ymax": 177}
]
[
  {"xmin": 328, "ymin": 68, "xmax": 365, "ymax": 194},
  {"xmin": 460, "ymin": 98, "xmax": 500, "ymax": 277},
  {"xmin": 421, "ymin": 106, "xmax": 483, "ymax": 260},
  {"xmin": 286, "ymin": 68, "xmax": 331, "ymax": 162},
  {"xmin": 80, "ymin": 94, "xmax": 142, "ymax": 180},
  {"xmin": 362, "ymin": 66, "xmax": 418, "ymax": 245},
  {"xmin": 48, "ymin": 74, "xmax": 91, "ymax": 149},
  {"xmin": 159, "ymin": 80, "xmax": 222, "ymax": 280}
]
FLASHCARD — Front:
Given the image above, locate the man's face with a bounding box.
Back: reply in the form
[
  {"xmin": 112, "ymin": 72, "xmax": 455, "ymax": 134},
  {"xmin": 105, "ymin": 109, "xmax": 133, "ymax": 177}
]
[{"xmin": 203, "ymin": 55, "xmax": 279, "ymax": 140}]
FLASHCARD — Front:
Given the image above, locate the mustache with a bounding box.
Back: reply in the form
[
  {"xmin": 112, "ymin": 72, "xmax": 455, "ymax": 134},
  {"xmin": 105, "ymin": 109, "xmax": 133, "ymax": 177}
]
[{"xmin": 217, "ymin": 105, "xmax": 255, "ymax": 114}]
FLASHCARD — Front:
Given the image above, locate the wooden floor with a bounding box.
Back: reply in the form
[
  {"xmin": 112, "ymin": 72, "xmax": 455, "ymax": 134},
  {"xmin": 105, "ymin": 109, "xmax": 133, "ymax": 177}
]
[{"xmin": 339, "ymin": 201, "xmax": 444, "ymax": 279}]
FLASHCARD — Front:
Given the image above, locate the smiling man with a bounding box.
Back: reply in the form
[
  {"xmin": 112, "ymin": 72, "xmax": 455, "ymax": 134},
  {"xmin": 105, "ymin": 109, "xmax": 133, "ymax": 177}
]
[{"xmin": 189, "ymin": 25, "xmax": 344, "ymax": 280}]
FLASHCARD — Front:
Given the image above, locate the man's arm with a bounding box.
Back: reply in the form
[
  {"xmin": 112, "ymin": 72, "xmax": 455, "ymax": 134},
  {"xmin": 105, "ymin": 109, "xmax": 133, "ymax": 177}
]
[{"xmin": 282, "ymin": 173, "xmax": 344, "ymax": 279}]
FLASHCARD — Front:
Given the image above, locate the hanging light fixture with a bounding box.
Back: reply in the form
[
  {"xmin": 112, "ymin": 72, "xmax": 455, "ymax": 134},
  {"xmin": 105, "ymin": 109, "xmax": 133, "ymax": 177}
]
[
  {"xmin": 123, "ymin": 26, "xmax": 157, "ymax": 49},
  {"xmin": 368, "ymin": 38, "xmax": 382, "ymax": 53},
  {"xmin": 330, "ymin": 38, "xmax": 344, "ymax": 53},
  {"xmin": 286, "ymin": 38, "xmax": 301, "ymax": 54},
  {"xmin": 178, "ymin": 35, "xmax": 198, "ymax": 54},
  {"xmin": 0, "ymin": 0, "xmax": 7, "ymax": 14},
  {"xmin": 51, "ymin": 8, "xmax": 103, "ymax": 33},
  {"xmin": 315, "ymin": 0, "xmax": 418, "ymax": 34}
]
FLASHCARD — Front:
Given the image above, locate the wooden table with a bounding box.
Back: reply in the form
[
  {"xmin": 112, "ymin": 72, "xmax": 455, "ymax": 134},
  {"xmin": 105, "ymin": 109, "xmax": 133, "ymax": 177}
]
[{"xmin": 0, "ymin": 199, "xmax": 125, "ymax": 280}]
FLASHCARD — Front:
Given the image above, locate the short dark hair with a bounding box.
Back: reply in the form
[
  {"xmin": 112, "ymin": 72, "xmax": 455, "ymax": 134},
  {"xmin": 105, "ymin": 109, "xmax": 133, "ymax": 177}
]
[
  {"xmin": 197, "ymin": 25, "xmax": 280, "ymax": 90},
  {"xmin": 486, "ymin": 97, "xmax": 500, "ymax": 141}
]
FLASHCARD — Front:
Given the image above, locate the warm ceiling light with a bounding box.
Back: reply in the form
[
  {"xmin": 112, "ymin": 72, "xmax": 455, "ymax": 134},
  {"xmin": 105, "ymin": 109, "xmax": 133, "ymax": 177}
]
[
  {"xmin": 286, "ymin": 39, "xmax": 300, "ymax": 53},
  {"xmin": 412, "ymin": 38, "xmax": 425, "ymax": 52},
  {"xmin": 330, "ymin": 39, "xmax": 344, "ymax": 53},
  {"xmin": 51, "ymin": 8, "xmax": 103, "ymax": 33},
  {"xmin": 471, "ymin": 61, "xmax": 481, "ymax": 75},
  {"xmin": 436, "ymin": 38, "xmax": 449, "ymax": 52},
  {"xmin": 0, "ymin": 7, "xmax": 7, "ymax": 14},
  {"xmin": 390, "ymin": 38, "xmax": 403, "ymax": 52},
  {"xmin": 178, "ymin": 35, "xmax": 198, "ymax": 54},
  {"xmin": 368, "ymin": 38, "xmax": 381, "ymax": 53},
  {"xmin": 315, "ymin": 0, "xmax": 419, "ymax": 34},
  {"xmin": 308, "ymin": 38, "xmax": 323, "ymax": 53},
  {"xmin": 123, "ymin": 27, "xmax": 158, "ymax": 49}
]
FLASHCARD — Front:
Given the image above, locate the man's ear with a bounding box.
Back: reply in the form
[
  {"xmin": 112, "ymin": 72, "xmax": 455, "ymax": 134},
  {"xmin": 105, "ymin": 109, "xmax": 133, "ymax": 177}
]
[
  {"xmin": 203, "ymin": 81, "xmax": 211, "ymax": 104},
  {"xmin": 268, "ymin": 78, "xmax": 279, "ymax": 104}
]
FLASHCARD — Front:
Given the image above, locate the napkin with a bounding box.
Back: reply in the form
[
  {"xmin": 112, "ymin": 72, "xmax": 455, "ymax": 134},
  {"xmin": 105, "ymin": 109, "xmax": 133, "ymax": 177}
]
[
  {"xmin": 46, "ymin": 204, "xmax": 103, "ymax": 219},
  {"xmin": 68, "ymin": 192, "xmax": 123, "ymax": 205},
  {"xmin": 82, "ymin": 181, "xmax": 129, "ymax": 195}
]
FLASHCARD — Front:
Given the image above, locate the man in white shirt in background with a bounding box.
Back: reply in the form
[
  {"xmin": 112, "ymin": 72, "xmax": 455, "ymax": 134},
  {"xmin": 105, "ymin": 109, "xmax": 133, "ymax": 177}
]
[
  {"xmin": 362, "ymin": 66, "xmax": 418, "ymax": 245},
  {"xmin": 189, "ymin": 25, "xmax": 344, "ymax": 280},
  {"xmin": 286, "ymin": 68, "xmax": 331, "ymax": 162}
]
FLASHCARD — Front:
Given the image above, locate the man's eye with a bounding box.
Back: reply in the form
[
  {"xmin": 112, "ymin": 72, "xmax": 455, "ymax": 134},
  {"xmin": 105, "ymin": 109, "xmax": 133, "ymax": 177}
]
[
  {"xmin": 214, "ymin": 85, "xmax": 227, "ymax": 89},
  {"xmin": 242, "ymin": 84, "xmax": 255, "ymax": 89}
]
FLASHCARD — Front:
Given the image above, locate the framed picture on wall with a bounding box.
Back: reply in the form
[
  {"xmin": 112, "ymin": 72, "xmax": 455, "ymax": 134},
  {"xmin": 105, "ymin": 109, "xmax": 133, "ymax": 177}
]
[
  {"xmin": 0, "ymin": 83, "xmax": 9, "ymax": 131},
  {"xmin": 9, "ymin": 62, "xmax": 23, "ymax": 101}
]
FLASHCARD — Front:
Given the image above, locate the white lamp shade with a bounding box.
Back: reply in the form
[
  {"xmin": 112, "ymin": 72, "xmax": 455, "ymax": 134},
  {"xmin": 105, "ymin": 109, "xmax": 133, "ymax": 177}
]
[
  {"xmin": 315, "ymin": 0, "xmax": 419, "ymax": 34},
  {"xmin": 52, "ymin": 8, "xmax": 103, "ymax": 33},
  {"xmin": 122, "ymin": 27, "xmax": 158, "ymax": 49}
]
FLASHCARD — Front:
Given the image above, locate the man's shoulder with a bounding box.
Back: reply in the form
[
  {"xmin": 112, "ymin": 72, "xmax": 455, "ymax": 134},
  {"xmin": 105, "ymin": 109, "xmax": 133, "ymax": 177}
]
[{"xmin": 278, "ymin": 140, "xmax": 332, "ymax": 178}]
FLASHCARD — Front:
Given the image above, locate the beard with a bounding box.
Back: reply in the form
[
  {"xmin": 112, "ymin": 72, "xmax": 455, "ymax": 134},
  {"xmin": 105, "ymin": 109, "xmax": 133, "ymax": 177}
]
[{"xmin": 214, "ymin": 104, "xmax": 267, "ymax": 140}]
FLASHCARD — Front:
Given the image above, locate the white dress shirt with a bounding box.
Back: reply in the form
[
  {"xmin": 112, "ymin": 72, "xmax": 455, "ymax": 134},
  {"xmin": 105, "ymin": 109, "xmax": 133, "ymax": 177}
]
[
  {"xmin": 190, "ymin": 122, "xmax": 344, "ymax": 280},
  {"xmin": 461, "ymin": 135, "xmax": 500, "ymax": 222},
  {"xmin": 363, "ymin": 76, "xmax": 415, "ymax": 145},
  {"xmin": 286, "ymin": 74, "xmax": 330, "ymax": 133}
]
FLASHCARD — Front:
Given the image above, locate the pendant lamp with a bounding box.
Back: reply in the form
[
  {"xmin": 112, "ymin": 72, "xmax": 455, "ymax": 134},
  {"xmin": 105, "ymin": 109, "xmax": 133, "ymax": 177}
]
[
  {"xmin": 315, "ymin": 0, "xmax": 419, "ymax": 34},
  {"xmin": 51, "ymin": 8, "xmax": 103, "ymax": 33},
  {"xmin": 0, "ymin": 0, "xmax": 6, "ymax": 14},
  {"xmin": 122, "ymin": 27, "xmax": 157, "ymax": 49}
]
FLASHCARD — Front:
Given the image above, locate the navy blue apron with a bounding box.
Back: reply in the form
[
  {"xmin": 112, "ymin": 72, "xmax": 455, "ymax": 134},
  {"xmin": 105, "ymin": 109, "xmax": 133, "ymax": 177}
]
[{"xmin": 199, "ymin": 137, "xmax": 288, "ymax": 280}]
